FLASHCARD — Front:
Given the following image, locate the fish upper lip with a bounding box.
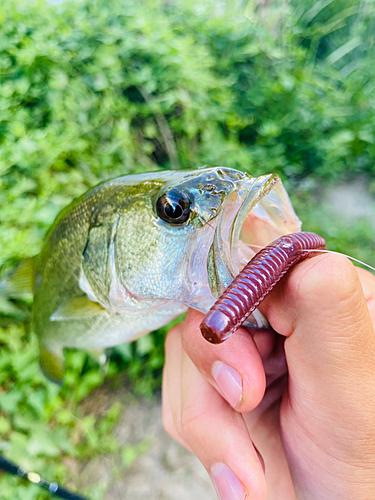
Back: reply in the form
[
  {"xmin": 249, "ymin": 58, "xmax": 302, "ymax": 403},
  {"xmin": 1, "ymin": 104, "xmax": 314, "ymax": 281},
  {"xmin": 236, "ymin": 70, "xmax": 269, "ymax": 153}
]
[
  {"xmin": 230, "ymin": 174, "xmax": 280, "ymax": 274},
  {"xmin": 211, "ymin": 176, "xmax": 270, "ymax": 288},
  {"xmin": 211, "ymin": 174, "xmax": 302, "ymax": 294}
]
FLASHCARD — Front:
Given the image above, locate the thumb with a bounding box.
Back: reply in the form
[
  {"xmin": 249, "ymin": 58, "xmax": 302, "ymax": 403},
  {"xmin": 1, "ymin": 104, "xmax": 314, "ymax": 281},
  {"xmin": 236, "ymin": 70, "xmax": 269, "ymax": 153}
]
[
  {"xmin": 260, "ymin": 253, "xmax": 375, "ymax": 413},
  {"xmin": 260, "ymin": 253, "xmax": 375, "ymax": 399},
  {"xmin": 259, "ymin": 253, "xmax": 375, "ymax": 493}
]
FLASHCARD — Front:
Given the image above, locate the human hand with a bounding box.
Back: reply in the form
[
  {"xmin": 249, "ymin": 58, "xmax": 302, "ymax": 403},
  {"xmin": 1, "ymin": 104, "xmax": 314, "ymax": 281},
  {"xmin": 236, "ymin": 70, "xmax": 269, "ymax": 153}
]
[{"xmin": 162, "ymin": 254, "xmax": 375, "ymax": 500}]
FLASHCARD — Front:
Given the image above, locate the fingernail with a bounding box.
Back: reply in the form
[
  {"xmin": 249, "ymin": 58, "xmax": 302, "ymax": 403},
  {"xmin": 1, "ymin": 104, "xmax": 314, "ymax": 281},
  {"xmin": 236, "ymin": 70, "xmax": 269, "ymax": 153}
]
[
  {"xmin": 210, "ymin": 463, "xmax": 247, "ymax": 500},
  {"xmin": 212, "ymin": 361, "xmax": 243, "ymax": 409}
]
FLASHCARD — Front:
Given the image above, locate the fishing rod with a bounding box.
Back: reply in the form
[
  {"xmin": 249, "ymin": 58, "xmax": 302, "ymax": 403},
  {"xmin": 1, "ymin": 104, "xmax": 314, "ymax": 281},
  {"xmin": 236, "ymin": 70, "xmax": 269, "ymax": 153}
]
[{"xmin": 0, "ymin": 454, "xmax": 89, "ymax": 500}]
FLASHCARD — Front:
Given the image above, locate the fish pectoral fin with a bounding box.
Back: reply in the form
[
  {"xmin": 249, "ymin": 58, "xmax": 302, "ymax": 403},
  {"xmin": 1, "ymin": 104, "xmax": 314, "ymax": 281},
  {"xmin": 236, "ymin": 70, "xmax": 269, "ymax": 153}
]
[
  {"xmin": 39, "ymin": 346, "xmax": 64, "ymax": 384},
  {"xmin": 50, "ymin": 296, "xmax": 108, "ymax": 321},
  {"xmin": 0, "ymin": 257, "xmax": 37, "ymax": 299}
]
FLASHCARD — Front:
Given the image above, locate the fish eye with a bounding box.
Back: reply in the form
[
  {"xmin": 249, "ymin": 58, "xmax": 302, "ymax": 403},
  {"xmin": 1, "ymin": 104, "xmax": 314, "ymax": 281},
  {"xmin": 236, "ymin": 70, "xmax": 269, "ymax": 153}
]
[{"xmin": 156, "ymin": 189, "xmax": 191, "ymax": 224}]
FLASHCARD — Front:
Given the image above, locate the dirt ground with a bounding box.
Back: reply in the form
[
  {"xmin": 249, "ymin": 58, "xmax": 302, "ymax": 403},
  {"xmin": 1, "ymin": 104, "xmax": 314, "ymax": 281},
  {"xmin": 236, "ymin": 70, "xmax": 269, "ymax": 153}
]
[{"xmin": 79, "ymin": 390, "xmax": 217, "ymax": 500}]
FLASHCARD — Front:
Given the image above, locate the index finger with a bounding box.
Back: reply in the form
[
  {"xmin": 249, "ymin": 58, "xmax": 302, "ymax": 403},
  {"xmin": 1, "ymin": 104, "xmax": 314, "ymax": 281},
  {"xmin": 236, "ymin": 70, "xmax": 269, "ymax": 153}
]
[{"xmin": 182, "ymin": 308, "xmax": 267, "ymax": 413}]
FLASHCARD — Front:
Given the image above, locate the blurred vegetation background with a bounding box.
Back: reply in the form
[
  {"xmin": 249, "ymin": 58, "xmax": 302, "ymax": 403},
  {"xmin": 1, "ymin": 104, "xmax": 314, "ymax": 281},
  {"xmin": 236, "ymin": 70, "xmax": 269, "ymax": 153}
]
[{"xmin": 0, "ymin": 0, "xmax": 374, "ymax": 498}]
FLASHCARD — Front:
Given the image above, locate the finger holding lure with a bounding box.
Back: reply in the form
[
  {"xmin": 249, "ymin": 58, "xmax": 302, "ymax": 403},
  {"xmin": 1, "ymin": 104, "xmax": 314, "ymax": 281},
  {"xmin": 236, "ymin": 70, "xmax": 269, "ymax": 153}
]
[
  {"xmin": 199, "ymin": 233, "xmax": 375, "ymax": 344},
  {"xmin": 200, "ymin": 232, "xmax": 326, "ymax": 344}
]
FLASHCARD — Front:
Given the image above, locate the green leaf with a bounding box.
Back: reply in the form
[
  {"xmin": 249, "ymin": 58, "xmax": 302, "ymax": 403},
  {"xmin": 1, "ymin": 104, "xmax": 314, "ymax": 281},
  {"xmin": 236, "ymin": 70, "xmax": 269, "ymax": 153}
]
[
  {"xmin": 135, "ymin": 335, "xmax": 154, "ymax": 356},
  {"xmin": 0, "ymin": 390, "xmax": 23, "ymax": 413},
  {"xmin": 0, "ymin": 416, "xmax": 11, "ymax": 435},
  {"xmin": 27, "ymin": 431, "xmax": 61, "ymax": 458},
  {"xmin": 326, "ymin": 37, "xmax": 362, "ymax": 65}
]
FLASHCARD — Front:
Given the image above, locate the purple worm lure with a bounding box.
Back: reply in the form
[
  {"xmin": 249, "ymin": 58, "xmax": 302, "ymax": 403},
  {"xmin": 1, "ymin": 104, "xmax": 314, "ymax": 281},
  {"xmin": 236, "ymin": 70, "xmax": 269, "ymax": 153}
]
[{"xmin": 200, "ymin": 232, "xmax": 326, "ymax": 344}]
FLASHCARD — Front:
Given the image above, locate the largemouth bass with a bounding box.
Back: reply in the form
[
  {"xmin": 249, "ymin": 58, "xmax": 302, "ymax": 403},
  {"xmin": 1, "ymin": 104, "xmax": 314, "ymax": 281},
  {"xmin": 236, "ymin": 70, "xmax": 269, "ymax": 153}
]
[{"xmin": 17, "ymin": 167, "xmax": 301, "ymax": 382}]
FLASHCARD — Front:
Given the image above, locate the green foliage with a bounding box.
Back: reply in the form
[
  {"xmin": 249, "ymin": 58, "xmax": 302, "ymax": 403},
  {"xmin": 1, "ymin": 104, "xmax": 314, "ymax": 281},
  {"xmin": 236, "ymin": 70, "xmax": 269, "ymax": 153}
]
[
  {"xmin": 0, "ymin": 322, "xmax": 123, "ymax": 499},
  {"xmin": 1, "ymin": 0, "xmax": 375, "ymax": 261},
  {"xmin": 293, "ymin": 191, "xmax": 375, "ymax": 269},
  {"xmin": 121, "ymin": 438, "xmax": 151, "ymax": 468},
  {"xmin": 0, "ymin": 0, "xmax": 374, "ymax": 498}
]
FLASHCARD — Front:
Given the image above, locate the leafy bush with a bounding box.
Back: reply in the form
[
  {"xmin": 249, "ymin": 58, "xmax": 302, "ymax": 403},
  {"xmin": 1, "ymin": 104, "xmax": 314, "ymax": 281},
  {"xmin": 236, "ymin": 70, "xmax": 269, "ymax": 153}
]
[{"xmin": 0, "ymin": 0, "xmax": 374, "ymax": 498}]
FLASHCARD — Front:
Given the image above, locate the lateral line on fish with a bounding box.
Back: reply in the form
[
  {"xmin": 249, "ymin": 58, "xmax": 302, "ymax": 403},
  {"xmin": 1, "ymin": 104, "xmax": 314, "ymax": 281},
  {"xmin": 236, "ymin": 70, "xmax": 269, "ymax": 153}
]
[{"xmin": 246, "ymin": 243, "xmax": 375, "ymax": 274}]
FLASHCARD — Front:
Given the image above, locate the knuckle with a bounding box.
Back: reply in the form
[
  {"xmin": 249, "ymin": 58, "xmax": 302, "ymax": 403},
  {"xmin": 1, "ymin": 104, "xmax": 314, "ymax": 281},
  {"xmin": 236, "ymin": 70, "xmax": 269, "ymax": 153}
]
[
  {"xmin": 162, "ymin": 405, "xmax": 175, "ymax": 436},
  {"xmin": 253, "ymin": 475, "xmax": 268, "ymax": 500},
  {"xmin": 180, "ymin": 402, "xmax": 206, "ymax": 439},
  {"xmin": 244, "ymin": 469, "xmax": 267, "ymax": 500},
  {"xmin": 161, "ymin": 392, "xmax": 183, "ymax": 442},
  {"xmin": 289, "ymin": 254, "xmax": 359, "ymax": 307},
  {"xmin": 164, "ymin": 324, "xmax": 182, "ymax": 355}
]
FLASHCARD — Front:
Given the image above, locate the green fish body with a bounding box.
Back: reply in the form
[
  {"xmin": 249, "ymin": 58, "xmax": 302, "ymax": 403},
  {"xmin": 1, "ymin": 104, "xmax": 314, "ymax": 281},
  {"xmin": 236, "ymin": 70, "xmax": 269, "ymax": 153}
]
[{"xmin": 29, "ymin": 167, "xmax": 301, "ymax": 382}]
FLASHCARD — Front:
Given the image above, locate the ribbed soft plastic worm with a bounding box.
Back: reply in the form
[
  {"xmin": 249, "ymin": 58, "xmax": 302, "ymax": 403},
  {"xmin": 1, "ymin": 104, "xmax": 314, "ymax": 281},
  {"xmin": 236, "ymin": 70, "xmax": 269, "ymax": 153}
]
[{"xmin": 200, "ymin": 232, "xmax": 326, "ymax": 344}]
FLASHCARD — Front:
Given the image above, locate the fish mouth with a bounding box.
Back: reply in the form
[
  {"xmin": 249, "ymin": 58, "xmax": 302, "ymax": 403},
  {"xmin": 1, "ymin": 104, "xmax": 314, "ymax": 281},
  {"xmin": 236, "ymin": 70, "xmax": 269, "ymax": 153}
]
[{"xmin": 208, "ymin": 174, "xmax": 301, "ymax": 327}]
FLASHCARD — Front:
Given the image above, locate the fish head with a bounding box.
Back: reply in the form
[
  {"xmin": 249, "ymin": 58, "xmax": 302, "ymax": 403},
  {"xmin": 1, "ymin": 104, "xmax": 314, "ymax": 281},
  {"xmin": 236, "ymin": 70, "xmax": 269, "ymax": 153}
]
[
  {"xmin": 84, "ymin": 167, "xmax": 300, "ymax": 328},
  {"xmin": 154, "ymin": 167, "xmax": 301, "ymax": 327}
]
